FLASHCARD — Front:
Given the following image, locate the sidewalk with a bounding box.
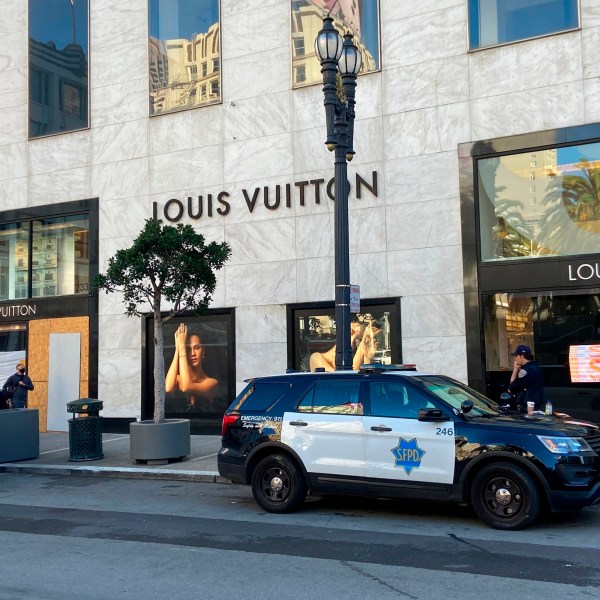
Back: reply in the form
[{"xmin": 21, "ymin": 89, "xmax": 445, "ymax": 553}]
[{"xmin": 0, "ymin": 431, "xmax": 228, "ymax": 483}]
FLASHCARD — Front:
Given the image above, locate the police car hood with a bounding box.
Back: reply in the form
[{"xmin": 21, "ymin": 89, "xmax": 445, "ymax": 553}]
[{"xmin": 466, "ymin": 413, "xmax": 600, "ymax": 436}]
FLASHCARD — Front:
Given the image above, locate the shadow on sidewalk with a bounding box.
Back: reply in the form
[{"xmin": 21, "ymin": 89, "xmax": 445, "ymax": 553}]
[{"xmin": 0, "ymin": 431, "xmax": 227, "ymax": 483}]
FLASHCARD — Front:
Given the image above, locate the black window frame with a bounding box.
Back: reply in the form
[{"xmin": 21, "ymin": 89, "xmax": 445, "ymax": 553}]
[
  {"xmin": 287, "ymin": 298, "xmax": 402, "ymax": 372},
  {"xmin": 459, "ymin": 123, "xmax": 600, "ymax": 422},
  {"xmin": 28, "ymin": 0, "xmax": 90, "ymax": 138},
  {"xmin": 0, "ymin": 200, "xmax": 97, "ymax": 302},
  {"xmin": 148, "ymin": 0, "xmax": 222, "ymax": 117},
  {"xmin": 142, "ymin": 307, "xmax": 236, "ymax": 430},
  {"xmin": 0, "ymin": 198, "xmax": 99, "ymax": 399}
]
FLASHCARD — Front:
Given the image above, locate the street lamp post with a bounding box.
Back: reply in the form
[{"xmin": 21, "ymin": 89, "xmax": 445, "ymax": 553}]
[{"xmin": 315, "ymin": 15, "xmax": 361, "ymax": 370}]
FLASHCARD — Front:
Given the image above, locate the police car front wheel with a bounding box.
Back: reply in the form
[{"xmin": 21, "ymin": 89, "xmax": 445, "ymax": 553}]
[
  {"xmin": 251, "ymin": 454, "xmax": 306, "ymax": 514},
  {"xmin": 471, "ymin": 462, "xmax": 541, "ymax": 530}
]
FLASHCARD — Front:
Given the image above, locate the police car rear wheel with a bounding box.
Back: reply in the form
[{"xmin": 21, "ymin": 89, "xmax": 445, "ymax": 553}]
[
  {"xmin": 251, "ymin": 454, "xmax": 306, "ymax": 514},
  {"xmin": 471, "ymin": 462, "xmax": 541, "ymax": 530}
]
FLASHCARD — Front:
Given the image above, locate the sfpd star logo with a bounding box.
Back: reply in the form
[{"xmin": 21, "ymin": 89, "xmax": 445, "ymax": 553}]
[{"xmin": 391, "ymin": 438, "xmax": 426, "ymax": 475}]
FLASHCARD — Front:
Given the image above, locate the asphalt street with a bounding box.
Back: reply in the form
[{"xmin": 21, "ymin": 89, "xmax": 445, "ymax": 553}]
[{"xmin": 0, "ymin": 473, "xmax": 599, "ymax": 599}]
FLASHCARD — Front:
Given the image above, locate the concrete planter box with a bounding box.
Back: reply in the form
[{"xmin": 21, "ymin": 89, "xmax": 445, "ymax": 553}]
[
  {"xmin": 130, "ymin": 418, "xmax": 190, "ymax": 464},
  {"xmin": 0, "ymin": 409, "xmax": 40, "ymax": 462}
]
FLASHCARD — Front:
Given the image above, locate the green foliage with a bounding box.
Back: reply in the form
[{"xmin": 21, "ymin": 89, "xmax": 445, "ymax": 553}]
[
  {"xmin": 94, "ymin": 219, "xmax": 231, "ymax": 423},
  {"xmin": 94, "ymin": 219, "xmax": 231, "ymax": 319},
  {"xmin": 557, "ymin": 159, "xmax": 600, "ymax": 222}
]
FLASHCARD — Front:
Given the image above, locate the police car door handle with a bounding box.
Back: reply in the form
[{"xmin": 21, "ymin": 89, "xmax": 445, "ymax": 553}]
[
  {"xmin": 371, "ymin": 425, "xmax": 392, "ymax": 432},
  {"xmin": 289, "ymin": 420, "xmax": 308, "ymax": 426}
]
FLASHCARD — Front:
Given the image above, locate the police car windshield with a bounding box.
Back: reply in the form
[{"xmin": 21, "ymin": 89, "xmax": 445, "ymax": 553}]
[{"xmin": 415, "ymin": 376, "xmax": 501, "ymax": 416}]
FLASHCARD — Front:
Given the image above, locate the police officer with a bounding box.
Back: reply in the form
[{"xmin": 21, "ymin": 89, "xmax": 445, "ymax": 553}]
[
  {"xmin": 2, "ymin": 362, "xmax": 34, "ymax": 409},
  {"xmin": 508, "ymin": 345, "xmax": 544, "ymax": 411}
]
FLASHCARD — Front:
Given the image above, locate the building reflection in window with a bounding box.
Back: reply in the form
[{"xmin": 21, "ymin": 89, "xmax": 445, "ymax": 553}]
[
  {"xmin": 28, "ymin": 0, "xmax": 89, "ymax": 138},
  {"xmin": 31, "ymin": 216, "xmax": 90, "ymax": 298},
  {"xmin": 149, "ymin": 0, "xmax": 221, "ymax": 116},
  {"xmin": 291, "ymin": 0, "xmax": 380, "ymax": 88},
  {"xmin": 0, "ymin": 216, "xmax": 90, "ymax": 300},
  {"xmin": 478, "ymin": 142, "xmax": 600, "ymax": 262},
  {"xmin": 0, "ymin": 224, "xmax": 29, "ymax": 301}
]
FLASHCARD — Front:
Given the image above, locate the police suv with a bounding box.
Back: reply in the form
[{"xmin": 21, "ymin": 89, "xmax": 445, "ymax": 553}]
[{"xmin": 217, "ymin": 365, "xmax": 600, "ymax": 530}]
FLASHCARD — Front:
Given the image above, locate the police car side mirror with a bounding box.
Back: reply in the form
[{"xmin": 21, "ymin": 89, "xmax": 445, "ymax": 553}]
[
  {"xmin": 460, "ymin": 400, "xmax": 474, "ymax": 414},
  {"xmin": 417, "ymin": 408, "xmax": 448, "ymax": 422},
  {"xmin": 499, "ymin": 393, "xmax": 513, "ymax": 403}
]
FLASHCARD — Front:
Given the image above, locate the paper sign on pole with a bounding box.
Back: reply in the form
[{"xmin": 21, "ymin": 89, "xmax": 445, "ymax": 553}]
[{"xmin": 350, "ymin": 284, "xmax": 360, "ymax": 313}]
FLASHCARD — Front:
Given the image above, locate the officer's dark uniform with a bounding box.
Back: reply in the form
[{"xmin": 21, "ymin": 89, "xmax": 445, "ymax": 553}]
[{"xmin": 509, "ymin": 359, "xmax": 544, "ymax": 411}]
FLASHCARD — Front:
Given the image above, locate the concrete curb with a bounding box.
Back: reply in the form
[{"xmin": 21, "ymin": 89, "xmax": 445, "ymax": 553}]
[{"xmin": 0, "ymin": 463, "xmax": 231, "ymax": 484}]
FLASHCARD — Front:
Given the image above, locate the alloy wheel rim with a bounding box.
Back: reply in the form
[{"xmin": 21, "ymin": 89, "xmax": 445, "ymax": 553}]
[
  {"xmin": 262, "ymin": 467, "xmax": 291, "ymax": 503},
  {"xmin": 483, "ymin": 476, "xmax": 523, "ymax": 518}
]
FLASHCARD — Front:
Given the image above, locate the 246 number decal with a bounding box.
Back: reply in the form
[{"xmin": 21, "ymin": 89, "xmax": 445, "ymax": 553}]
[{"xmin": 435, "ymin": 427, "xmax": 454, "ymax": 436}]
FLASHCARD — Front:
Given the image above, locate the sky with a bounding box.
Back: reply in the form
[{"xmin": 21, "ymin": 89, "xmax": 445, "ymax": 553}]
[
  {"xmin": 29, "ymin": 0, "xmax": 88, "ymax": 52},
  {"xmin": 150, "ymin": 0, "xmax": 218, "ymax": 40},
  {"xmin": 558, "ymin": 143, "xmax": 600, "ymax": 167}
]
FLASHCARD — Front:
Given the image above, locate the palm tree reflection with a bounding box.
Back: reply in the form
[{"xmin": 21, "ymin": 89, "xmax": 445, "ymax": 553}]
[{"xmin": 539, "ymin": 158, "xmax": 600, "ymax": 254}]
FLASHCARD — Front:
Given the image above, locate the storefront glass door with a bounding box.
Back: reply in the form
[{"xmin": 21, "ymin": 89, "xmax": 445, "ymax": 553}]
[{"xmin": 483, "ymin": 289, "xmax": 600, "ymax": 420}]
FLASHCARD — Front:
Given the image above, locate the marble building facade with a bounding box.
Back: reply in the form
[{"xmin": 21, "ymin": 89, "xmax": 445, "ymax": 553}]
[{"xmin": 1, "ymin": 0, "xmax": 600, "ymax": 423}]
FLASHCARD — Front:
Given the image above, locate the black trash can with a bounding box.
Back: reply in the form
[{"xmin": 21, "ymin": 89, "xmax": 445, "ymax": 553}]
[
  {"xmin": 0, "ymin": 389, "xmax": 9, "ymax": 411},
  {"xmin": 67, "ymin": 399, "xmax": 104, "ymax": 461}
]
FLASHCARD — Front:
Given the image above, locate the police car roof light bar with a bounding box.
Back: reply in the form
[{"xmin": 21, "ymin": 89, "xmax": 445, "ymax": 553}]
[{"xmin": 359, "ymin": 363, "xmax": 417, "ymax": 374}]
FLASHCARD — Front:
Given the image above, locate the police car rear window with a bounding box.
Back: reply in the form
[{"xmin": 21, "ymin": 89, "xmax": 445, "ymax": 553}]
[{"xmin": 232, "ymin": 382, "xmax": 291, "ymax": 412}]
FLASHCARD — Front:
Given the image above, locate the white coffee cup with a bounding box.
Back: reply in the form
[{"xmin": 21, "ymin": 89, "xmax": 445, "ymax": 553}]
[{"xmin": 527, "ymin": 401, "xmax": 534, "ymax": 414}]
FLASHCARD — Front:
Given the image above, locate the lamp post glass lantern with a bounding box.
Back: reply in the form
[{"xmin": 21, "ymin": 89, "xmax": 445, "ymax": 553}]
[{"xmin": 315, "ymin": 15, "xmax": 361, "ymax": 370}]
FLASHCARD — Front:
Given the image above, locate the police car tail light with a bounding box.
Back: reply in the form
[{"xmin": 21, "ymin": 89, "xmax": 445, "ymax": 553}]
[
  {"xmin": 222, "ymin": 414, "xmax": 239, "ymax": 437},
  {"xmin": 537, "ymin": 436, "xmax": 593, "ymax": 454}
]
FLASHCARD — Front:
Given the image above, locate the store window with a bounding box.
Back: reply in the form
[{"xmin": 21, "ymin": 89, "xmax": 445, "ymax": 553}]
[
  {"xmin": 483, "ymin": 290, "xmax": 600, "ymax": 375},
  {"xmin": 478, "ymin": 141, "xmax": 600, "ymax": 262},
  {"xmin": 28, "ymin": 0, "xmax": 89, "ymax": 138},
  {"xmin": 148, "ymin": 0, "xmax": 221, "ymax": 116},
  {"xmin": 460, "ymin": 124, "xmax": 600, "ymax": 422},
  {"xmin": 290, "ymin": 0, "xmax": 380, "ymax": 88},
  {"xmin": 31, "ymin": 216, "xmax": 90, "ymax": 298},
  {"xmin": 145, "ymin": 311, "xmax": 234, "ymax": 421},
  {"xmin": 0, "ymin": 224, "xmax": 29, "ymax": 301},
  {"xmin": 290, "ymin": 300, "xmax": 400, "ymax": 372},
  {"xmin": 483, "ymin": 290, "xmax": 600, "ymax": 419},
  {"xmin": 468, "ymin": 0, "xmax": 579, "ymax": 50},
  {"xmin": 0, "ymin": 215, "xmax": 90, "ymax": 301}
]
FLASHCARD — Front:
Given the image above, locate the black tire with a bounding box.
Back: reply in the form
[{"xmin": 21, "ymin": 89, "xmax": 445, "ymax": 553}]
[
  {"xmin": 251, "ymin": 454, "xmax": 306, "ymax": 514},
  {"xmin": 471, "ymin": 462, "xmax": 541, "ymax": 530}
]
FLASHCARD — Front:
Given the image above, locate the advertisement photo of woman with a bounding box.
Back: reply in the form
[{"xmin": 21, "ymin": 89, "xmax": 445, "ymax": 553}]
[
  {"xmin": 308, "ymin": 316, "xmax": 386, "ymax": 371},
  {"xmin": 165, "ymin": 323, "xmax": 218, "ymax": 412}
]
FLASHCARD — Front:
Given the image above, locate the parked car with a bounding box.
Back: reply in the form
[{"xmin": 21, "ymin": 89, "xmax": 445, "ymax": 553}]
[{"xmin": 218, "ymin": 365, "xmax": 600, "ymax": 530}]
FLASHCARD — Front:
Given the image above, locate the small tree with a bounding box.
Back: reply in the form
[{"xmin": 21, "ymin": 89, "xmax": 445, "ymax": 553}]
[{"xmin": 94, "ymin": 218, "xmax": 231, "ymax": 423}]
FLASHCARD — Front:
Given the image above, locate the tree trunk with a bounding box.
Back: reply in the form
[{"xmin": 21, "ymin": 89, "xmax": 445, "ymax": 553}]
[{"xmin": 153, "ymin": 297, "xmax": 166, "ymax": 423}]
